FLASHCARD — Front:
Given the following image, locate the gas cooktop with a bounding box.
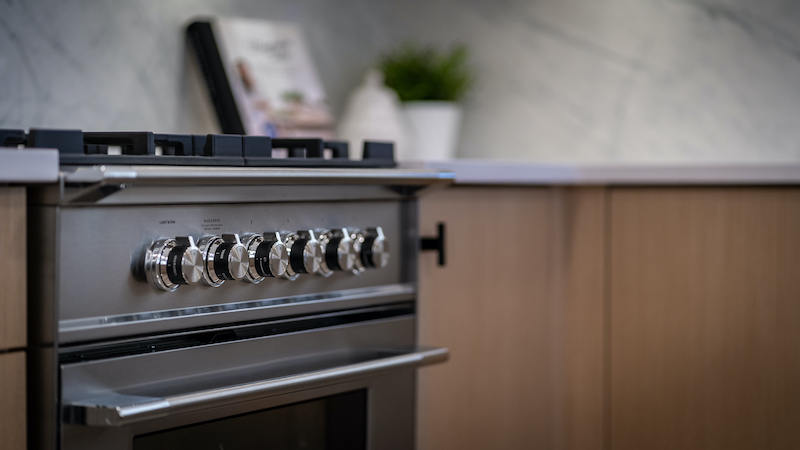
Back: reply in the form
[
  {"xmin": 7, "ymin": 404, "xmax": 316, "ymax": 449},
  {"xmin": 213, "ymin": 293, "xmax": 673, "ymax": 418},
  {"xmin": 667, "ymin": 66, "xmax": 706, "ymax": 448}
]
[{"xmin": 0, "ymin": 128, "xmax": 395, "ymax": 168}]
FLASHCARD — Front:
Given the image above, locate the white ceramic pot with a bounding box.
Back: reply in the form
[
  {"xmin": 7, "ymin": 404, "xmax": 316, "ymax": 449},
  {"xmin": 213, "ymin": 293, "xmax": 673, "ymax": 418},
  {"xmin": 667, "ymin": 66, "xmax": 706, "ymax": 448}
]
[
  {"xmin": 337, "ymin": 70, "xmax": 408, "ymax": 160},
  {"xmin": 402, "ymin": 101, "xmax": 462, "ymax": 161}
]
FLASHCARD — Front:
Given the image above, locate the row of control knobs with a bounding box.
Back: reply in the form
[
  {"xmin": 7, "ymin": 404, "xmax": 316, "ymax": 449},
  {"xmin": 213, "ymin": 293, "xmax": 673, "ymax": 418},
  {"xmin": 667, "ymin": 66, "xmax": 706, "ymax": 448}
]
[{"xmin": 144, "ymin": 227, "xmax": 389, "ymax": 292}]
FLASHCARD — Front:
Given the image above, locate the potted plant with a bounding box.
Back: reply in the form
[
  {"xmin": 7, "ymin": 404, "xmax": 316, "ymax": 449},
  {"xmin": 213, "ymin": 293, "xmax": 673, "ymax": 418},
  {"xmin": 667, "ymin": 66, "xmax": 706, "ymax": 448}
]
[{"xmin": 380, "ymin": 44, "xmax": 473, "ymax": 160}]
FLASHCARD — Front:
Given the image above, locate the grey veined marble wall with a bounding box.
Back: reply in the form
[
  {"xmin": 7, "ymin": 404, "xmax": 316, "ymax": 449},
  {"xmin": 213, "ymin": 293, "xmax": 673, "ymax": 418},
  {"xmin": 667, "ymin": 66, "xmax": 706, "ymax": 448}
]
[{"xmin": 1, "ymin": 0, "xmax": 799, "ymax": 162}]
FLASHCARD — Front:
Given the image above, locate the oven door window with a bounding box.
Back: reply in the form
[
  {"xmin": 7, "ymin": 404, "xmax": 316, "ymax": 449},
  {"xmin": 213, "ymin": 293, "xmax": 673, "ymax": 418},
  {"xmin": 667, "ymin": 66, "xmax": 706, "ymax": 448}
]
[{"xmin": 133, "ymin": 389, "xmax": 367, "ymax": 450}]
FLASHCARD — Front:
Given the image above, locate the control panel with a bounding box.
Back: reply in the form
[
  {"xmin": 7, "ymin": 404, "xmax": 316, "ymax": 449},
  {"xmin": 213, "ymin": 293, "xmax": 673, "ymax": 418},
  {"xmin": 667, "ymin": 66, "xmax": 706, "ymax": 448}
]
[{"xmin": 143, "ymin": 227, "xmax": 390, "ymax": 292}]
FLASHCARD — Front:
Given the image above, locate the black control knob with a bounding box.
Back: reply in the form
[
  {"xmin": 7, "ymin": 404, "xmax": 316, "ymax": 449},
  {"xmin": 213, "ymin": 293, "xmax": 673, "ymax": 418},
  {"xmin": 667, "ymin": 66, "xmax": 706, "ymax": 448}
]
[
  {"xmin": 282, "ymin": 230, "xmax": 323, "ymax": 280},
  {"xmin": 144, "ymin": 236, "xmax": 204, "ymax": 292},
  {"xmin": 318, "ymin": 228, "xmax": 358, "ymax": 277},
  {"xmin": 242, "ymin": 232, "xmax": 289, "ymax": 283},
  {"xmin": 198, "ymin": 234, "xmax": 249, "ymax": 287},
  {"xmin": 288, "ymin": 230, "xmax": 323, "ymax": 275},
  {"xmin": 360, "ymin": 227, "xmax": 390, "ymax": 269}
]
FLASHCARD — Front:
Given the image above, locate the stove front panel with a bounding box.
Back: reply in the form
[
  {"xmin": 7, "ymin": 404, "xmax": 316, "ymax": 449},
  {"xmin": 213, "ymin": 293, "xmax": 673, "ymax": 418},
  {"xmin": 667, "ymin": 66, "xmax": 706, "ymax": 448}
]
[{"xmin": 44, "ymin": 197, "xmax": 417, "ymax": 343}]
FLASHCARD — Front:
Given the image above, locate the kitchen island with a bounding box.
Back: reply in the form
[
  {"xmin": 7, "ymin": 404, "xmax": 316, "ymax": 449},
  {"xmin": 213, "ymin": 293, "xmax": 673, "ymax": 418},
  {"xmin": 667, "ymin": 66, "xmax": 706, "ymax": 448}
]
[{"xmin": 412, "ymin": 160, "xmax": 800, "ymax": 450}]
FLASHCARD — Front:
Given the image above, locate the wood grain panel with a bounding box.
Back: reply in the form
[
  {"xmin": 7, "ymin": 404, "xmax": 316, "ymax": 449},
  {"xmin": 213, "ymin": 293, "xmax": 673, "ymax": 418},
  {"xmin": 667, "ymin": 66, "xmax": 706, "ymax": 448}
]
[
  {"xmin": 550, "ymin": 188, "xmax": 606, "ymax": 450},
  {"xmin": 610, "ymin": 187, "xmax": 800, "ymax": 450},
  {"xmin": 416, "ymin": 186, "xmax": 606, "ymax": 450},
  {"xmin": 417, "ymin": 187, "xmax": 552, "ymax": 449},
  {"xmin": 0, "ymin": 187, "xmax": 26, "ymax": 351},
  {"xmin": 0, "ymin": 351, "xmax": 26, "ymax": 450}
]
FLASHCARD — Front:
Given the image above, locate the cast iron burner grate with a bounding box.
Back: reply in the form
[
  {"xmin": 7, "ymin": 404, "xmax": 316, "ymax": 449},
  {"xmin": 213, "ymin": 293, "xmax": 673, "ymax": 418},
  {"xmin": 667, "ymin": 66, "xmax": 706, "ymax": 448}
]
[{"xmin": 0, "ymin": 128, "xmax": 395, "ymax": 168}]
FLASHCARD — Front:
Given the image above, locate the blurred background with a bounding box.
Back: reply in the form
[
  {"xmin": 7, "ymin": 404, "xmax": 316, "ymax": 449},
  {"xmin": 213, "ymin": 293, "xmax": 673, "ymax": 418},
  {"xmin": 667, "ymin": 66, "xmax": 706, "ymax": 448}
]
[
  {"xmin": 2, "ymin": 3, "xmax": 799, "ymax": 450},
  {"xmin": 1, "ymin": 0, "xmax": 799, "ymax": 162}
]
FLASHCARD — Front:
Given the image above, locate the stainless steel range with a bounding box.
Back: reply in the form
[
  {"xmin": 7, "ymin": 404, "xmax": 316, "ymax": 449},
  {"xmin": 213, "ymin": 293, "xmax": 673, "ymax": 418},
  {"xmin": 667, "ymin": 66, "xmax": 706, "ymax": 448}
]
[{"xmin": 13, "ymin": 129, "xmax": 453, "ymax": 450}]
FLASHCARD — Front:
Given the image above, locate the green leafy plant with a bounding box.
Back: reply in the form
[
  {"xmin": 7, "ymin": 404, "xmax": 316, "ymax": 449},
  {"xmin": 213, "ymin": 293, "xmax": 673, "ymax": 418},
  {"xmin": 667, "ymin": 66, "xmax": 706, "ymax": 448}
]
[
  {"xmin": 281, "ymin": 90, "xmax": 304, "ymax": 103},
  {"xmin": 380, "ymin": 43, "xmax": 473, "ymax": 102}
]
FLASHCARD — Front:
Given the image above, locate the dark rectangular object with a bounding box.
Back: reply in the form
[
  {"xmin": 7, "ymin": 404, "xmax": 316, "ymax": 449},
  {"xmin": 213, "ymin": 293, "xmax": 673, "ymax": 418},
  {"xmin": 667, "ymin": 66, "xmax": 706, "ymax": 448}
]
[
  {"xmin": 29, "ymin": 129, "xmax": 84, "ymax": 154},
  {"xmin": 132, "ymin": 390, "xmax": 367, "ymax": 450},
  {"xmin": 243, "ymin": 158, "xmax": 396, "ymax": 167},
  {"xmin": 272, "ymin": 138, "xmax": 325, "ymax": 158},
  {"xmin": 186, "ymin": 21, "xmax": 246, "ymax": 135},
  {"xmin": 324, "ymin": 141, "xmax": 350, "ymax": 159},
  {"xmin": 83, "ymin": 144, "xmax": 108, "ymax": 155},
  {"xmin": 0, "ymin": 129, "xmax": 26, "ymax": 147},
  {"xmin": 242, "ymin": 136, "xmax": 272, "ymax": 158},
  {"xmin": 198, "ymin": 134, "xmax": 245, "ymax": 166},
  {"xmin": 421, "ymin": 222, "xmax": 446, "ymax": 266},
  {"xmin": 58, "ymin": 155, "xmax": 231, "ymax": 166},
  {"xmin": 242, "ymin": 135, "xmax": 274, "ymax": 166},
  {"xmin": 191, "ymin": 135, "xmax": 208, "ymax": 156},
  {"xmin": 204, "ymin": 134, "xmax": 242, "ymax": 157},
  {"xmin": 15, "ymin": 128, "xmax": 395, "ymax": 167},
  {"xmin": 363, "ymin": 141, "xmax": 395, "ymax": 161},
  {"xmin": 59, "ymin": 132, "xmax": 245, "ymax": 166},
  {"xmin": 83, "ymin": 132, "xmax": 155, "ymax": 156},
  {"xmin": 154, "ymin": 134, "xmax": 193, "ymax": 156}
]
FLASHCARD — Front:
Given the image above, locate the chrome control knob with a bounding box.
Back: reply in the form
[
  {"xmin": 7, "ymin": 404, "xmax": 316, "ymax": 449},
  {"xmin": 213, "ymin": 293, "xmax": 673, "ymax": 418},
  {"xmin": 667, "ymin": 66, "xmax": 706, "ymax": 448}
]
[
  {"xmin": 242, "ymin": 232, "xmax": 289, "ymax": 283},
  {"xmin": 361, "ymin": 227, "xmax": 390, "ymax": 269},
  {"xmin": 197, "ymin": 234, "xmax": 249, "ymax": 287},
  {"xmin": 318, "ymin": 228, "xmax": 358, "ymax": 277},
  {"xmin": 282, "ymin": 230, "xmax": 323, "ymax": 280},
  {"xmin": 144, "ymin": 236, "xmax": 203, "ymax": 292}
]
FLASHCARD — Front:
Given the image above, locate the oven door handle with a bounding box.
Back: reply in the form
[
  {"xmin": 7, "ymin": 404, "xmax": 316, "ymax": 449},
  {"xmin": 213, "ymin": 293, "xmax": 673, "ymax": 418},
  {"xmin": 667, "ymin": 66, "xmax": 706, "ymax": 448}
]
[{"xmin": 67, "ymin": 346, "xmax": 449, "ymax": 427}]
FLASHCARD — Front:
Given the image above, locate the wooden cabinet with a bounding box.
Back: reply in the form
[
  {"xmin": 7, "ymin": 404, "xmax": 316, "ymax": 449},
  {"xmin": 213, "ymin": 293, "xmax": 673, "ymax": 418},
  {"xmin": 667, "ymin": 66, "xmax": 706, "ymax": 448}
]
[
  {"xmin": 0, "ymin": 187, "xmax": 26, "ymax": 351},
  {"xmin": 609, "ymin": 188, "xmax": 800, "ymax": 450},
  {"xmin": 0, "ymin": 352, "xmax": 26, "ymax": 450},
  {"xmin": 417, "ymin": 185, "xmax": 800, "ymax": 450},
  {"xmin": 0, "ymin": 187, "xmax": 26, "ymax": 450},
  {"xmin": 416, "ymin": 186, "xmax": 605, "ymax": 450}
]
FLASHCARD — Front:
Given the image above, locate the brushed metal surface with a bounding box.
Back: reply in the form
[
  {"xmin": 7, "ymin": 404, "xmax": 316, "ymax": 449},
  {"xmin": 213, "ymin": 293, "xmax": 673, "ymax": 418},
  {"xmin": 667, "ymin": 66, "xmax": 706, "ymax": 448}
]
[
  {"xmin": 62, "ymin": 165, "xmax": 454, "ymax": 186},
  {"xmin": 69, "ymin": 346, "xmax": 448, "ymax": 427},
  {"xmin": 28, "ymin": 170, "xmax": 452, "ymax": 449},
  {"xmin": 62, "ymin": 315, "xmax": 417, "ymax": 406},
  {"xmin": 59, "ymin": 283, "xmax": 415, "ymax": 344},
  {"xmin": 55, "ymin": 201, "xmax": 404, "ymax": 321},
  {"xmin": 62, "ymin": 372, "xmax": 418, "ymax": 450}
]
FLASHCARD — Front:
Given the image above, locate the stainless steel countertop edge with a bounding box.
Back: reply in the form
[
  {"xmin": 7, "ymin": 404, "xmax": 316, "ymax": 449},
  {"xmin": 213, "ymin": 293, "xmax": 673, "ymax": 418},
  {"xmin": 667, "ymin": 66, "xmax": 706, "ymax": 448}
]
[{"xmin": 62, "ymin": 165, "xmax": 456, "ymax": 186}]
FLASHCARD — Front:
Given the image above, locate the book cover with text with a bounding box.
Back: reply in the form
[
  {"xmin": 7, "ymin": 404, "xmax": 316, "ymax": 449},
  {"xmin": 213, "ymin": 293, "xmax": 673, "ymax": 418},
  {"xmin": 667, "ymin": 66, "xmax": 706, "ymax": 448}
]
[{"xmin": 188, "ymin": 17, "xmax": 334, "ymax": 138}]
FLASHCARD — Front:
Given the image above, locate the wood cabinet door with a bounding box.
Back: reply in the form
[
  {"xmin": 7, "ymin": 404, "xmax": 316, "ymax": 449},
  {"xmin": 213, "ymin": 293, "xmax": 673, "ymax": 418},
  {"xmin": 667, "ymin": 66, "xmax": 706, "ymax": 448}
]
[
  {"xmin": 0, "ymin": 187, "xmax": 26, "ymax": 351},
  {"xmin": 416, "ymin": 186, "xmax": 605, "ymax": 450},
  {"xmin": 0, "ymin": 351, "xmax": 26, "ymax": 450},
  {"xmin": 610, "ymin": 188, "xmax": 800, "ymax": 450}
]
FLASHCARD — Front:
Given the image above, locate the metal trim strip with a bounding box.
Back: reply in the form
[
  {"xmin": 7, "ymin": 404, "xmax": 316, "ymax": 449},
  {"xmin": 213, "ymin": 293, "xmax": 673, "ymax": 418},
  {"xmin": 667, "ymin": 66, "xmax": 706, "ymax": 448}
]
[
  {"xmin": 67, "ymin": 346, "xmax": 448, "ymax": 427},
  {"xmin": 59, "ymin": 284, "xmax": 416, "ymax": 343},
  {"xmin": 63, "ymin": 165, "xmax": 455, "ymax": 186}
]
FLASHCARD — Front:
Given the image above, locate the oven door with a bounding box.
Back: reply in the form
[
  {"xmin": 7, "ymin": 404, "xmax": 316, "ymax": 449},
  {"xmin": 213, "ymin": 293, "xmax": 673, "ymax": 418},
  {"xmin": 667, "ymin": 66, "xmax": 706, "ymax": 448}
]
[{"xmin": 59, "ymin": 304, "xmax": 447, "ymax": 450}]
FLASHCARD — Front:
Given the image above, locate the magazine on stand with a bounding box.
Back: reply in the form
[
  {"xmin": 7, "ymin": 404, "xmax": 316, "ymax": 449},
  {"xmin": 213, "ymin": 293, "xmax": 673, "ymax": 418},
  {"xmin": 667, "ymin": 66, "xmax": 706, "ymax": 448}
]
[{"xmin": 187, "ymin": 16, "xmax": 334, "ymax": 138}]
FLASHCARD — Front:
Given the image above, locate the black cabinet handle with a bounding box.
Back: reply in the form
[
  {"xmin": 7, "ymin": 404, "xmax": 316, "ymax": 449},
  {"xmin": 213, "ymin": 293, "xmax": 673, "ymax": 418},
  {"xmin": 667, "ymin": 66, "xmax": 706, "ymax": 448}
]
[{"xmin": 421, "ymin": 223, "xmax": 446, "ymax": 266}]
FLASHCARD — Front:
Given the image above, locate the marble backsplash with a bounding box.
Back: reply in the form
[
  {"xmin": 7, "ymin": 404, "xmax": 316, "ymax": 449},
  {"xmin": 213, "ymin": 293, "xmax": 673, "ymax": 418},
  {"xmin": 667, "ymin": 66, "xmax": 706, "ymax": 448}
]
[{"xmin": 1, "ymin": 0, "xmax": 799, "ymax": 162}]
